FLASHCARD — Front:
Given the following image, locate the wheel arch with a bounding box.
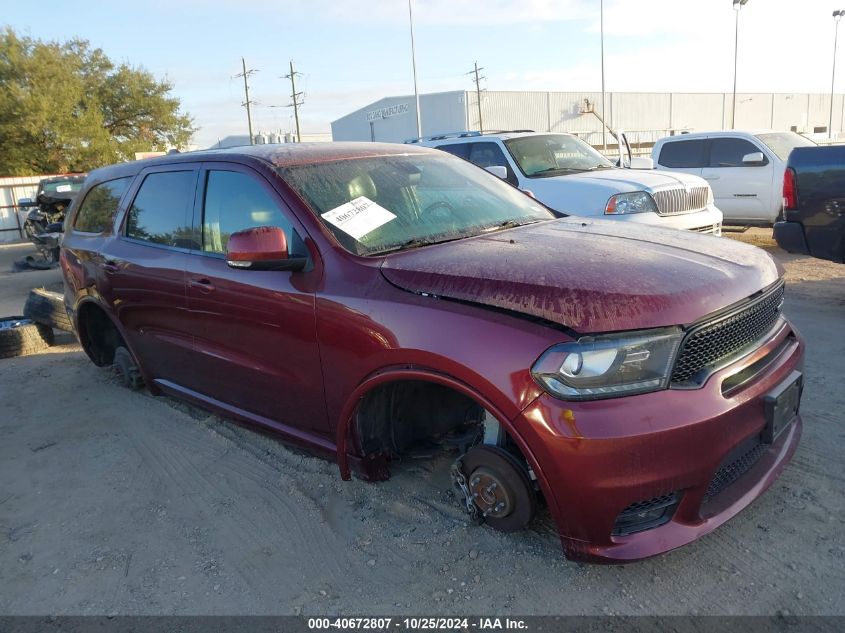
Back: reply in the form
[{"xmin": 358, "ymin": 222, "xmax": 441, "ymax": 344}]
[
  {"xmin": 74, "ymin": 297, "xmax": 141, "ymax": 373},
  {"xmin": 333, "ymin": 366, "xmax": 553, "ymax": 506}
]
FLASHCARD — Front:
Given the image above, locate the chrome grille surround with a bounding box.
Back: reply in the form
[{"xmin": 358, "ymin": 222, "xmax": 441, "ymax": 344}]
[
  {"xmin": 671, "ymin": 281, "xmax": 786, "ymax": 386},
  {"xmin": 652, "ymin": 186, "xmax": 711, "ymax": 216}
]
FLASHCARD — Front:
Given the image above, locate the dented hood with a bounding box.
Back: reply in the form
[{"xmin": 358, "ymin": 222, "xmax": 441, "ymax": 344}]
[{"xmin": 380, "ymin": 218, "xmax": 781, "ymax": 333}]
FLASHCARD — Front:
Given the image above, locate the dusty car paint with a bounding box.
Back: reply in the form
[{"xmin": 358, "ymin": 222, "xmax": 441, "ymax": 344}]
[{"xmin": 62, "ymin": 143, "xmax": 804, "ymax": 562}]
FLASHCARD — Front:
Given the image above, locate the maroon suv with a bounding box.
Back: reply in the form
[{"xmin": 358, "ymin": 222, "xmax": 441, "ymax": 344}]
[{"xmin": 61, "ymin": 143, "xmax": 804, "ymax": 562}]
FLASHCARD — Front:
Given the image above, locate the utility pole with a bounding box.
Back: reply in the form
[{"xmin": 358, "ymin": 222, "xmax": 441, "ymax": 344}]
[
  {"xmin": 284, "ymin": 60, "xmax": 304, "ymax": 143},
  {"xmin": 234, "ymin": 57, "xmax": 258, "ymax": 144},
  {"xmin": 468, "ymin": 62, "xmax": 485, "ymax": 133}
]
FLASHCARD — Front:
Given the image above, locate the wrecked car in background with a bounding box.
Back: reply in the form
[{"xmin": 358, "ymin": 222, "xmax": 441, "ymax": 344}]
[
  {"xmin": 18, "ymin": 174, "xmax": 86, "ymax": 265},
  {"xmin": 61, "ymin": 143, "xmax": 803, "ymax": 562}
]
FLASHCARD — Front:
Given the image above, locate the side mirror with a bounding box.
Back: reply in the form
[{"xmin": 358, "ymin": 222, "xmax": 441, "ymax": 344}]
[
  {"xmin": 629, "ymin": 157, "xmax": 654, "ymax": 170},
  {"xmin": 225, "ymin": 226, "xmax": 306, "ymax": 271},
  {"xmin": 742, "ymin": 152, "xmax": 765, "ymax": 165},
  {"xmin": 485, "ymin": 165, "xmax": 508, "ymax": 180},
  {"xmin": 17, "ymin": 197, "xmax": 35, "ymax": 207}
]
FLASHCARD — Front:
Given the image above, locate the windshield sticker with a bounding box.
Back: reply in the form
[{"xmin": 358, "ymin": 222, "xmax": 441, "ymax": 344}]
[
  {"xmin": 56, "ymin": 184, "xmax": 73, "ymax": 193},
  {"xmin": 321, "ymin": 196, "xmax": 396, "ymax": 239}
]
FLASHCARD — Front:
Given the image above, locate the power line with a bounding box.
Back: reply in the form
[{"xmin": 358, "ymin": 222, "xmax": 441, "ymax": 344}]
[
  {"xmin": 233, "ymin": 57, "xmax": 259, "ymax": 144},
  {"xmin": 467, "ymin": 61, "xmax": 485, "ymax": 134}
]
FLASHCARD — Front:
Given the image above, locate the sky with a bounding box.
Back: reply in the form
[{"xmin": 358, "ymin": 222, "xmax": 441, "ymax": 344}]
[{"xmin": 3, "ymin": 0, "xmax": 843, "ymax": 147}]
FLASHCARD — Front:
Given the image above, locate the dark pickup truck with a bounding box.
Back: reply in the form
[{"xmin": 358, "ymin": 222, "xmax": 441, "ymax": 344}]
[{"xmin": 774, "ymin": 145, "xmax": 845, "ymax": 263}]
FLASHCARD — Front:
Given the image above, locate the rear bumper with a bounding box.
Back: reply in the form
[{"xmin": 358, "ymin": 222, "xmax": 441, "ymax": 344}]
[
  {"xmin": 515, "ymin": 320, "xmax": 804, "ymax": 563},
  {"xmin": 773, "ymin": 221, "xmax": 810, "ymax": 255}
]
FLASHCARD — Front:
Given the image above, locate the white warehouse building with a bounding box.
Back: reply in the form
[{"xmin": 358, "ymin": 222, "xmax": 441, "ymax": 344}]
[{"xmin": 331, "ymin": 90, "xmax": 845, "ymax": 148}]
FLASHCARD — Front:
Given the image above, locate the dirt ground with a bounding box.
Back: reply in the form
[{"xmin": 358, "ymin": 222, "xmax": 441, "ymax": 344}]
[{"xmin": 0, "ymin": 231, "xmax": 843, "ymax": 616}]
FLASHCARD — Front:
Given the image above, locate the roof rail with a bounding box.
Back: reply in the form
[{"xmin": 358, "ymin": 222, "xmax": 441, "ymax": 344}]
[
  {"xmin": 403, "ymin": 129, "xmax": 538, "ymax": 144},
  {"xmin": 403, "ymin": 130, "xmax": 484, "ymax": 144}
]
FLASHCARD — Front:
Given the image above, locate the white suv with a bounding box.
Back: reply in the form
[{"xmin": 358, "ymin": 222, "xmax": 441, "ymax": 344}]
[
  {"xmin": 415, "ymin": 131, "xmax": 722, "ymax": 235},
  {"xmin": 652, "ymin": 130, "xmax": 816, "ymax": 226}
]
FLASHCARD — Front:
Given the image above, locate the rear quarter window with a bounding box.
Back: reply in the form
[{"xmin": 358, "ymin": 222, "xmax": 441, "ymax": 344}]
[
  {"xmin": 73, "ymin": 177, "xmax": 133, "ymax": 233},
  {"xmin": 658, "ymin": 139, "xmax": 708, "ymax": 168}
]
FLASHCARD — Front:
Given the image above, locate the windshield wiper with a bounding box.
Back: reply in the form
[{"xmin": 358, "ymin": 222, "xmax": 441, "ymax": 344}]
[
  {"xmin": 368, "ymin": 234, "xmax": 465, "ymax": 256},
  {"xmin": 481, "ymin": 219, "xmax": 543, "ymax": 234},
  {"xmin": 529, "ymin": 167, "xmax": 566, "ymax": 175}
]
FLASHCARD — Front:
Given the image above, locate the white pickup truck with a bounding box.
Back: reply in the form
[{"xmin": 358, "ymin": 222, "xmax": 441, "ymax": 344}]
[
  {"xmin": 652, "ymin": 130, "xmax": 817, "ymax": 226},
  {"xmin": 416, "ymin": 131, "xmax": 723, "ymax": 235}
]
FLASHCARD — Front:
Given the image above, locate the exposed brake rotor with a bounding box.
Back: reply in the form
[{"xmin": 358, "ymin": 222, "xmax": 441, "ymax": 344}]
[{"xmin": 451, "ymin": 444, "xmax": 537, "ymax": 532}]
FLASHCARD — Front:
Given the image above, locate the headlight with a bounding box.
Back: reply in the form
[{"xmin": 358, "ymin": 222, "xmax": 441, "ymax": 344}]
[
  {"xmin": 604, "ymin": 191, "xmax": 658, "ymax": 215},
  {"xmin": 531, "ymin": 328, "xmax": 683, "ymax": 400}
]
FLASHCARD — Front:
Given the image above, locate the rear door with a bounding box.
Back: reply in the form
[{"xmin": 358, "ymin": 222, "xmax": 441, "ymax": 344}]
[
  {"xmin": 103, "ymin": 164, "xmax": 200, "ymax": 385},
  {"xmin": 701, "ymin": 137, "xmax": 774, "ymax": 223},
  {"xmin": 182, "ymin": 162, "xmax": 329, "ymax": 434},
  {"xmin": 654, "ymin": 138, "xmax": 708, "ymax": 178}
]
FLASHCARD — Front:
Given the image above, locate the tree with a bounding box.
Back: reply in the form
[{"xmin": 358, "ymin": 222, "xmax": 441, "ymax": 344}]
[{"xmin": 0, "ymin": 28, "xmax": 194, "ymax": 175}]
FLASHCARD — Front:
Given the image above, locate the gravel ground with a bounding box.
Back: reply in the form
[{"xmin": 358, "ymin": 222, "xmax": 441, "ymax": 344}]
[{"xmin": 0, "ymin": 232, "xmax": 843, "ymax": 616}]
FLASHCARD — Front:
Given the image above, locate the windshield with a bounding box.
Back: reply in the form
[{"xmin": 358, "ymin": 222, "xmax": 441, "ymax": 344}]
[
  {"xmin": 504, "ymin": 134, "xmax": 614, "ymax": 177},
  {"xmin": 280, "ymin": 153, "xmax": 558, "ymax": 256},
  {"xmin": 755, "ymin": 132, "xmax": 816, "ymax": 161},
  {"xmin": 40, "ymin": 180, "xmax": 83, "ymax": 195}
]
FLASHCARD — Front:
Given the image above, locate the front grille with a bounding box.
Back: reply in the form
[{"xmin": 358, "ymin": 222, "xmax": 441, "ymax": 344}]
[
  {"xmin": 652, "ymin": 186, "xmax": 710, "ymax": 215},
  {"xmin": 671, "ymin": 282, "xmax": 785, "ymax": 385},
  {"xmin": 703, "ymin": 440, "xmax": 768, "ymax": 503},
  {"xmin": 612, "ymin": 492, "xmax": 680, "ymax": 536}
]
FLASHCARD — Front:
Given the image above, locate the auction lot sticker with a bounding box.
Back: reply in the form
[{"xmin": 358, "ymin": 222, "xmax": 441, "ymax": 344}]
[{"xmin": 322, "ymin": 196, "xmax": 396, "ymax": 239}]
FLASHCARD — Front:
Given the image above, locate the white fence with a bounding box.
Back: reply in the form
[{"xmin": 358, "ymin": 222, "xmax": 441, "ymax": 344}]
[{"xmin": 0, "ymin": 175, "xmax": 62, "ymax": 243}]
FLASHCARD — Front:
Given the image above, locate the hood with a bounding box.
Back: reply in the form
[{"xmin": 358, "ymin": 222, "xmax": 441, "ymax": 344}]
[
  {"xmin": 538, "ymin": 167, "xmax": 706, "ymax": 194},
  {"xmin": 521, "ymin": 168, "xmax": 710, "ymax": 215},
  {"xmin": 380, "ymin": 218, "xmax": 781, "ymax": 334}
]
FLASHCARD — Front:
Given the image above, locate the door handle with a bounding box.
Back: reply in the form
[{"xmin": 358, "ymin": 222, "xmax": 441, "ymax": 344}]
[
  {"xmin": 101, "ymin": 260, "xmax": 120, "ymax": 274},
  {"xmin": 189, "ymin": 278, "xmax": 216, "ymax": 294}
]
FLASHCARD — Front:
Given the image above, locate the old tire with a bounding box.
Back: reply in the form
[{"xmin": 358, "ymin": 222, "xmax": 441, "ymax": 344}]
[
  {"xmin": 113, "ymin": 346, "xmax": 144, "ymax": 390},
  {"xmin": 0, "ymin": 317, "xmax": 54, "ymax": 359},
  {"xmin": 23, "ymin": 288, "xmax": 72, "ymax": 332}
]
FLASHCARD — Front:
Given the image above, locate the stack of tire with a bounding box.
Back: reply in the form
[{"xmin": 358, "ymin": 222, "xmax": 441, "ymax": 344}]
[{"xmin": 0, "ymin": 289, "xmax": 72, "ymax": 360}]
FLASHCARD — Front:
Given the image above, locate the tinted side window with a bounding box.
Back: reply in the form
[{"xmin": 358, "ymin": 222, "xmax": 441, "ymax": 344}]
[
  {"xmin": 201, "ymin": 170, "xmax": 304, "ymax": 255},
  {"xmin": 709, "ymin": 138, "xmax": 768, "ymax": 167},
  {"xmin": 126, "ymin": 171, "xmax": 197, "ymax": 248},
  {"xmin": 467, "ymin": 142, "xmax": 518, "ymax": 185},
  {"xmin": 73, "ymin": 177, "xmax": 132, "ymax": 233},
  {"xmin": 658, "ymin": 139, "xmax": 708, "ymax": 168},
  {"xmin": 436, "ymin": 144, "xmax": 470, "ymax": 160}
]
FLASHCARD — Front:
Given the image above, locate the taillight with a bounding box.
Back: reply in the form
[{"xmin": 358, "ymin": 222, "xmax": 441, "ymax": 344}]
[{"xmin": 783, "ymin": 167, "xmax": 797, "ymax": 210}]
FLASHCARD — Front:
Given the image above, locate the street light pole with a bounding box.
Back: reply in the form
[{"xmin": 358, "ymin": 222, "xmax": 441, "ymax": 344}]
[
  {"xmin": 408, "ymin": 0, "xmax": 422, "ymax": 139},
  {"xmin": 830, "ymin": 10, "xmax": 844, "ymax": 139},
  {"xmin": 731, "ymin": 0, "xmax": 748, "ymax": 130},
  {"xmin": 601, "ymin": 0, "xmax": 606, "ymax": 150}
]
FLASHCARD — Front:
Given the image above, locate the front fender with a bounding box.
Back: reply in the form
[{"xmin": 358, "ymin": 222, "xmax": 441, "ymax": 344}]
[{"xmin": 333, "ymin": 365, "xmax": 555, "ymax": 522}]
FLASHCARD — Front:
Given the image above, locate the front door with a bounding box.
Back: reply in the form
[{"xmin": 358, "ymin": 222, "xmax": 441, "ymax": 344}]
[
  {"xmin": 701, "ymin": 137, "xmax": 773, "ymax": 223},
  {"xmin": 183, "ymin": 163, "xmax": 329, "ymax": 434}
]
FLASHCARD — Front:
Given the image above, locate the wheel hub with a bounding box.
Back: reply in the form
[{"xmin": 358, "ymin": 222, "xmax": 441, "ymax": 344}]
[
  {"xmin": 452, "ymin": 444, "xmax": 537, "ymax": 533},
  {"xmin": 468, "ymin": 467, "xmax": 513, "ymax": 518}
]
